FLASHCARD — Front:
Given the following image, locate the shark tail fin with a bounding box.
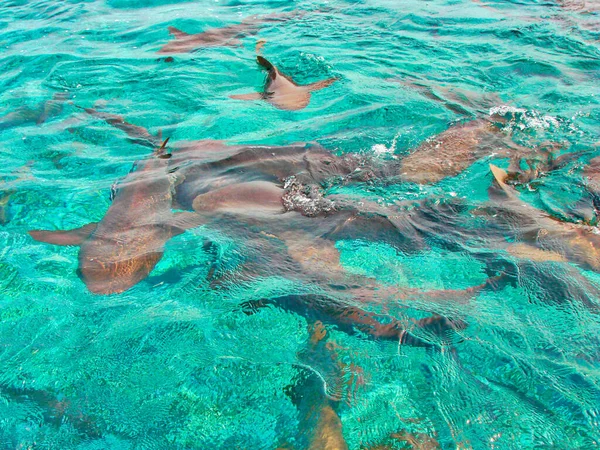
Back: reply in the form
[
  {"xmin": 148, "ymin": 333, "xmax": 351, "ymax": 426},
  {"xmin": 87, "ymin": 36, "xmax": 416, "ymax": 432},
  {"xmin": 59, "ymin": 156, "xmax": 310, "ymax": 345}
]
[{"xmin": 167, "ymin": 26, "xmax": 191, "ymax": 39}]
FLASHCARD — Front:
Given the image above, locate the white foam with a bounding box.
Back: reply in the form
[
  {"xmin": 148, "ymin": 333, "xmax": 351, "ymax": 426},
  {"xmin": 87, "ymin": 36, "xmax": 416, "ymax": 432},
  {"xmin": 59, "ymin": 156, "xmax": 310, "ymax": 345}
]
[
  {"xmin": 489, "ymin": 105, "xmax": 561, "ymax": 130},
  {"xmin": 489, "ymin": 105, "xmax": 527, "ymax": 116},
  {"xmin": 371, "ymin": 130, "xmax": 402, "ymax": 158}
]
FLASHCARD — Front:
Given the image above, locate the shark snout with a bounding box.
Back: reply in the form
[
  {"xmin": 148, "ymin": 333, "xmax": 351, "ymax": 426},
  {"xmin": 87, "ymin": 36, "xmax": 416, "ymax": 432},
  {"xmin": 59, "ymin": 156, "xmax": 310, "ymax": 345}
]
[{"xmin": 78, "ymin": 252, "xmax": 162, "ymax": 295}]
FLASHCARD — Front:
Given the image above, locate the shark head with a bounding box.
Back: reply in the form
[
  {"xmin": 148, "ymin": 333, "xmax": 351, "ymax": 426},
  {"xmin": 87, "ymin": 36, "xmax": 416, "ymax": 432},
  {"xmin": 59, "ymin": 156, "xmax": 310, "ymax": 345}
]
[{"xmin": 77, "ymin": 251, "xmax": 163, "ymax": 295}]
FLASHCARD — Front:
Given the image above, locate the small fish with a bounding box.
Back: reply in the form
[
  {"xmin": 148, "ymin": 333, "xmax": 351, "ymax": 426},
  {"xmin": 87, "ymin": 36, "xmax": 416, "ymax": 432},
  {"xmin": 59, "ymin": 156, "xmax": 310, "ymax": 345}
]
[
  {"xmin": 230, "ymin": 56, "xmax": 338, "ymax": 111},
  {"xmin": 29, "ymin": 139, "xmax": 203, "ymax": 294}
]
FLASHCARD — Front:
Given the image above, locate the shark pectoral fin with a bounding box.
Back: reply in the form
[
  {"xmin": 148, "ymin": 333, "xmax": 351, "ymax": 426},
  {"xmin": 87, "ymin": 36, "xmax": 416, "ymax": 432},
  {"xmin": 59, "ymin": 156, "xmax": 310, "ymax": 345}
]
[
  {"xmin": 305, "ymin": 77, "xmax": 338, "ymax": 92},
  {"xmin": 280, "ymin": 231, "xmax": 353, "ymax": 285},
  {"xmin": 169, "ymin": 212, "xmax": 205, "ymax": 236},
  {"xmin": 229, "ymin": 92, "xmax": 263, "ymax": 100},
  {"xmin": 229, "ymin": 93, "xmax": 263, "ymax": 101},
  {"xmin": 167, "ymin": 26, "xmax": 191, "ymax": 39},
  {"xmin": 29, "ymin": 222, "xmax": 98, "ymax": 246}
]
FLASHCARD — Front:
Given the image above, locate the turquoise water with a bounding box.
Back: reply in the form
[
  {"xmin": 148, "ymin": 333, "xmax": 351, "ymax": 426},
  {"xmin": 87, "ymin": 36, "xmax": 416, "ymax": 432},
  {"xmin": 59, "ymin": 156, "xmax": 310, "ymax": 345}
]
[{"xmin": 1, "ymin": 0, "xmax": 600, "ymax": 448}]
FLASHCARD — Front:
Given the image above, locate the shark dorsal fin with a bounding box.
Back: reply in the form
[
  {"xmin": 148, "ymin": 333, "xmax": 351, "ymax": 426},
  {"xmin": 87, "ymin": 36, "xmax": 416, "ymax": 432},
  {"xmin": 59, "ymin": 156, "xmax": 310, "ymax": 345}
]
[
  {"xmin": 156, "ymin": 137, "xmax": 171, "ymax": 159},
  {"xmin": 257, "ymin": 55, "xmax": 277, "ymax": 80},
  {"xmin": 489, "ymin": 163, "xmax": 518, "ymax": 199},
  {"xmin": 167, "ymin": 26, "xmax": 191, "ymax": 40}
]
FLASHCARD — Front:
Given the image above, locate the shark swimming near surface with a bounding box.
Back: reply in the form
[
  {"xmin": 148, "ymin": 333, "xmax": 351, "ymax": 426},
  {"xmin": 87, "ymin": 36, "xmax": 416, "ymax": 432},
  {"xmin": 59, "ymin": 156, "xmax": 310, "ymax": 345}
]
[
  {"xmin": 389, "ymin": 79, "xmax": 571, "ymax": 185},
  {"xmin": 230, "ymin": 56, "xmax": 338, "ymax": 111},
  {"xmin": 69, "ymin": 108, "xmax": 500, "ymax": 341},
  {"xmin": 0, "ymin": 92, "xmax": 70, "ymax": 130},
  {"xmin": 29, "ymin": 138, "xmax": 204, "ymax": 295},
  {"xmin": 479, "ymin": 163, "xmax": 600, "ymax": 274},
  {"xmin": 157, "ymin": 12, "xmax": 304, "ymax": 54}
]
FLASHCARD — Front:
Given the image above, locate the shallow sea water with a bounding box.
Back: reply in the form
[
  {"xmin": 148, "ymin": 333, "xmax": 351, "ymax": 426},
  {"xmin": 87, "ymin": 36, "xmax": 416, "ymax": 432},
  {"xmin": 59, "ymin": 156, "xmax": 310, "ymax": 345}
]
[{"xmin": 1, "ymin": 0, "xmax": 600, "ymax": 448}]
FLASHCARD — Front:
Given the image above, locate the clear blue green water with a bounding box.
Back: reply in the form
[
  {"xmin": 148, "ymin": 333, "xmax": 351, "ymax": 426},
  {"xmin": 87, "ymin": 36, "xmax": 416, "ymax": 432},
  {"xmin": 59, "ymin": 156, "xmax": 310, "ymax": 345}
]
[{"xmin": 1, "ymin": 0, "xmax": 600, "ymax": 448}]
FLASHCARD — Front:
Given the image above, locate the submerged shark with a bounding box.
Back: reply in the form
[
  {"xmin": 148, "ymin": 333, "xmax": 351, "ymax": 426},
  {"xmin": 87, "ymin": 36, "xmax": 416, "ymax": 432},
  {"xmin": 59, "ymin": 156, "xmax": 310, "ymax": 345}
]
[
  {"xmin": 71, "ymin": 109, "xmax": 496, "ymax": 327},
  {"xmin": 280, "ymin": 321, "xmax": 351, "ymax": 450},
  {"xmin": 158, "ymin": 12, "xmax": 303, "ymax": 54},
  {"xmin": 276, "ymin": 320, "xmax": 445, "ymax": 449},
  {"xmin": 29, "ymin": 139, "xmax": 203, "ymax": 294},
  {"xmin": 583, "ymin": 153, "xmax": 600, "ymax": 193},
  {"xmin": 230, "ymin": 56, "xmax": 338, "ymax": 110},
  {"xmin": 481, "ymin": 163, "xmax": 600, "ymax": 273},
  {"xmin": 0, "ymin": 92, "xmax": 70, "ymax": 130},
  {"xmin": 397, "ymin": 118, "xmax": 507, "ymax": 184},
  {"xmin": 172, "ymin": 142, "xmax": 376, "ymax": 212}
]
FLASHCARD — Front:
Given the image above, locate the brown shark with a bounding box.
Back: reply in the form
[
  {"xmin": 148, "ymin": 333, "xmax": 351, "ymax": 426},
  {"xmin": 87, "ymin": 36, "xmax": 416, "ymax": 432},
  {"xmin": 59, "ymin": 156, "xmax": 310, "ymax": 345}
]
[
  {"xmin": 397, "ymin": 119, "xmax": 505, "ymax": 184},
  {"xmin": 583, "ymin": 152, "xmax": 600, "ymax": 194},
  {"xmin": 390, "ymin": 80, "xmax": 557, "ymax": 185},
  {"xmin": 484, "ymin": 163, "xmax": 600, "ymax": 272},
  {"xmin": 390, "ymin": 80, "xmax": 509, "ymax": 184},
  {"xmin": 77, "ymin": 106, "xmax": 163, "ymax": 148},
  {"xmin": 172, "ymin": 142, "xmax": 375, "ymax": 212},
  {"xmin": 0, "ymin": 92, "xmax": 70, "ymax": 130},
  {"xmin": 29, "ymin": 139, "xmax": 203, "ymax": 294},
  {"xmin": 230, "ymin": 56, "xmax": 338, "ymax": 111},
  {"xmin": 158, "ymin": 12, "xmax": 303, "ymax": 54},
  {"xmin": 279, "ymin": 321, "xmax": 351, "ymax": 450}
]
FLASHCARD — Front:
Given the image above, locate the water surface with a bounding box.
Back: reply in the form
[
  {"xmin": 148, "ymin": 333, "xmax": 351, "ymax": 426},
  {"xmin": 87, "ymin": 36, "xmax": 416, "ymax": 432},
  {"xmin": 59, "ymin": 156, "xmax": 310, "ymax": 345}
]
[{"xmin": 1, "ymin": 0, "xmax": 599, "ymax": 448}]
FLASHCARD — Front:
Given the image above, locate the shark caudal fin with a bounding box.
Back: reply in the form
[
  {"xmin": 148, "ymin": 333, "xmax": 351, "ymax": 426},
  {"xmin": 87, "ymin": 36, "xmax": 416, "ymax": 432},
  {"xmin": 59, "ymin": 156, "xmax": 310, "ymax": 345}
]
[
  {"xmin": 29, "ymin": 222, "xmax": 98, "ymax": 246},
  {"xmin": 167, "ymin": 26, "xmax": 191, "ymax": 39}
]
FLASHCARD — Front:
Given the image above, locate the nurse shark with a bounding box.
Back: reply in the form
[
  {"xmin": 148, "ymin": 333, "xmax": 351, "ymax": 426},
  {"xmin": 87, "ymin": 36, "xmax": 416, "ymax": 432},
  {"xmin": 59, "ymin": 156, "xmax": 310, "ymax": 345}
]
[
  {"xmin": 230, "ymin": 56, "xmax": 338, "ymax": 111},
  {"xmin": 158, "ymin": 12, "xmax": 304, "ymax": 54},
  {"xmin": 29, "ymin": 138, "xmax": 203, "ymax": 294}
]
